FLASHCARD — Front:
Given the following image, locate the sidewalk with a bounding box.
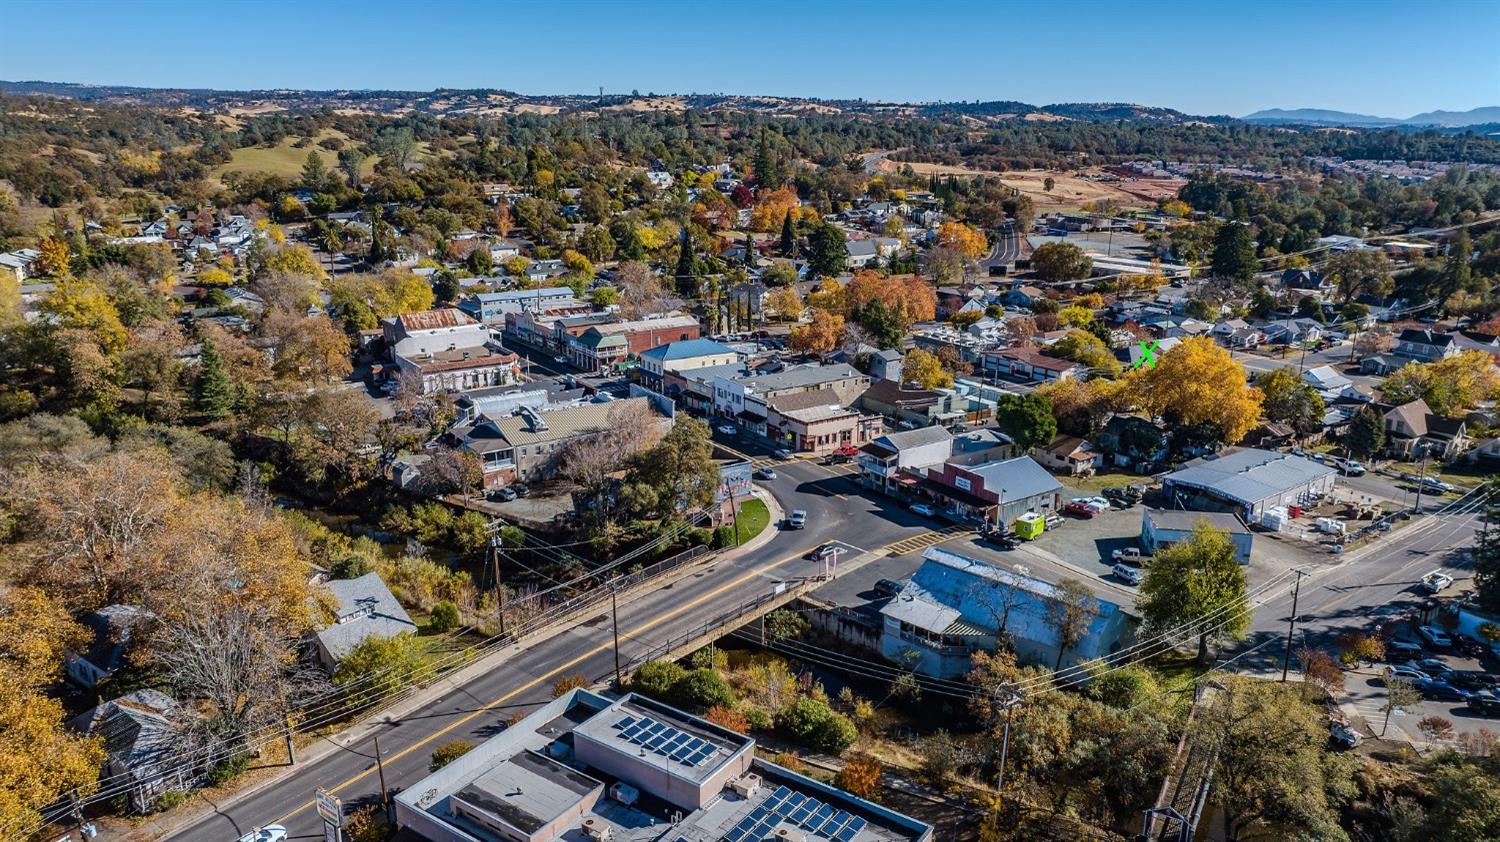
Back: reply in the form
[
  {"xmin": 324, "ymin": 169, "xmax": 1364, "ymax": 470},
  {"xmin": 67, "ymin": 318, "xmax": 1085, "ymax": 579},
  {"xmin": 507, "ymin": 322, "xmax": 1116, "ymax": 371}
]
[{"xmin": 123, "ymin": 496, "xmax": 788, "ymax": 841}]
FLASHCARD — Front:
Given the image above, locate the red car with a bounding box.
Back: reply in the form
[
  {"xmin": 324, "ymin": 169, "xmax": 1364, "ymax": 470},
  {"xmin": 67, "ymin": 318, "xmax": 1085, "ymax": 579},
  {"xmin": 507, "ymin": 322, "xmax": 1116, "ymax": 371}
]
[
  {"xmin": 1064, "ymin": 501, "xmax": 1096, "ymax": 518},
  {"xmin": 834, "ymin": 445, "xmax": 859, "ymax": 457}
]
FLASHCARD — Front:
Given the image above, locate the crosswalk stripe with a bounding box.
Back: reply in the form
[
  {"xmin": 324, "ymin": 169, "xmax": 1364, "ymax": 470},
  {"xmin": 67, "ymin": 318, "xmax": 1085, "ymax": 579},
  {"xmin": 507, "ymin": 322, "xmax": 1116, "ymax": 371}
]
[{"xmin": 883, "ymin": 525, "xmax": 975, "ymax": 555}]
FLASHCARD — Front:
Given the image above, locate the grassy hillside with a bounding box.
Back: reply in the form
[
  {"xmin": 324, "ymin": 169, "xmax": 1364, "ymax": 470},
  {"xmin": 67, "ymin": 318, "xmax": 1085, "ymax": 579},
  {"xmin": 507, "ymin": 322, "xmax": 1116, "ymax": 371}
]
[{"xmin": 210, "ymin": 128, "xmax": 440, "ymax": 182}]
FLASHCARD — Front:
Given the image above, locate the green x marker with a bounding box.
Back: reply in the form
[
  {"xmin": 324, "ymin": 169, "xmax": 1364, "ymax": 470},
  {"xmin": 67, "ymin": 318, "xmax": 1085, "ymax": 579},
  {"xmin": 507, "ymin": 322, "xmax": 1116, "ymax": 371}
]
[{"xmin": 1136, "ymin": 340, "xmax": 1161, "ymax": 369}]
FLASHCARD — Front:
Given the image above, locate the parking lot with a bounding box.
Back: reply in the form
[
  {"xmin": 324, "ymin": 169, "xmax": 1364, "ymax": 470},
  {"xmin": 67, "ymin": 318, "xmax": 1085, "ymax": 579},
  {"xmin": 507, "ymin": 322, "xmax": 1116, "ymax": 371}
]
[{"xmin": 1344, "ymin": 614, "xmax": 1500, "ymax": 744}]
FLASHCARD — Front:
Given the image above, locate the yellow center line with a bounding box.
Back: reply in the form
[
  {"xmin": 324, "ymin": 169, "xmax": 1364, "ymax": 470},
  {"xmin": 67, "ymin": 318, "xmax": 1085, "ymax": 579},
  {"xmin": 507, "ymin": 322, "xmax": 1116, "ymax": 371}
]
[{"xmin": 269, "ymin": 544, "xmax": 813, "ymax": 825}]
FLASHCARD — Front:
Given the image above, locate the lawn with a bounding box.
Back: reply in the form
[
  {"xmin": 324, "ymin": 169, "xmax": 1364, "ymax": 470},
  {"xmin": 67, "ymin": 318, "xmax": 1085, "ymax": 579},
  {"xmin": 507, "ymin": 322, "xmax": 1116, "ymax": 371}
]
[
  {"xmin": 210, "ymin": 128, "xmax": 436, "ymax": 182},
  {"xmin": 1060, "ymin": 469, "xmax": 1145, "ymax": 495},
  {"xmin": 734, "ymin": 498, "xmax": 770, "ymax": 545}
]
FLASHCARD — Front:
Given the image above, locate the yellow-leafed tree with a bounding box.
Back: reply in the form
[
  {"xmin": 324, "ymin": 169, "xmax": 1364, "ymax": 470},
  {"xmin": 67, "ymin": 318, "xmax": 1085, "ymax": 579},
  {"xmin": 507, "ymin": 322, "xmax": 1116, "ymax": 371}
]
[
  {"xmin": 935, "ymin": 221, "xmax": 988, "ymax": 259},
  {"xmin": 902, "ymin": 348, "xmax": 954, "ymax": 389},
  {"xmin": 1126, "ymin": 336, "xmax": 1262, "ymax": 444},
  {"xmin": 262, "ymin": 244, "xmax": 329, "ymax": 282},
  {"xmin": 767, "ymin": 287, "xmax": 803, "ymax": 322},
  {"xmin": 788, "ymin": 310, "xmax": 844, "ymax": 354}
]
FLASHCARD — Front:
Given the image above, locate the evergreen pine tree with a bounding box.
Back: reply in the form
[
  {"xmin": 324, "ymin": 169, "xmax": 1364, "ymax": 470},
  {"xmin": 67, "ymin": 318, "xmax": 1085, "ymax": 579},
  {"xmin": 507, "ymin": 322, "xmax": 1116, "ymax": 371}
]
[
  {"xmin": 193, "ymin": 337, "xmax": 234, "ymax": 420},
  {"xmin": 744, "ymin": 231, "xmax": 756, "ymax": 267},
  {"xmin": 1344, "ymin": 405, "xmax": 1386, "ymax": 460},
  {"xmin": 674, "ymin": 228, "xmax": 698, "ymax": 298},
  {"xmin": 367, "ymin": 207, "xmax": 387, "ymax": 265},
  {"xmin": 1441, "ymin": 229, "xmax": 1472, "ymax": 298},
  {"xmin": 779, "ymin": 213, "xmax": 796, "ymax": 257},
  {"xmin": 753, "ymin": 129, "xmax": 780, "ymax": 189},
  {"xmin": 1210, "ymin": 222, "xmax": 1258, "ymax": 283}
]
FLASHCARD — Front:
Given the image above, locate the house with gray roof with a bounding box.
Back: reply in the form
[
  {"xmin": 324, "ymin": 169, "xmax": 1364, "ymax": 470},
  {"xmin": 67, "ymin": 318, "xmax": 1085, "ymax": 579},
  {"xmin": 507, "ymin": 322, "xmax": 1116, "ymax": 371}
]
[
  {"xmin": 69, "ymin": 689, "xmax": 195, "ymax": 812},
  {"xmin": 1141, "ymin": 509, "xmax": 1252, "ymax": 563},
  {"xmin": 67, "ymin": 604, "xmax": 148, "ymax": 689},
  {"xmin": 858, "ymin": 426, "xmax": 954, "ymax": 495},
  {"xmin": 881, "ymin": 547, "xmax": 1132, "ymax": 678},
  {"xmin": 314, "ymin": 572, "xmax": 419, "ymax": 670},
  {"xmin": 1162, "ymin": 447, "xmax": 1337, "ymax": 524}
]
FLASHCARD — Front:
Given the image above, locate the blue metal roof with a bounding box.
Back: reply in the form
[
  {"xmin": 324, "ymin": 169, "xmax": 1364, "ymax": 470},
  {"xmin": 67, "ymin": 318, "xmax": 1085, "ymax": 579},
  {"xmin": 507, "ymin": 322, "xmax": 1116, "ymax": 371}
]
[{"xmin": 638, "ymin": 338, "xmax": 737, "ymax": 362}]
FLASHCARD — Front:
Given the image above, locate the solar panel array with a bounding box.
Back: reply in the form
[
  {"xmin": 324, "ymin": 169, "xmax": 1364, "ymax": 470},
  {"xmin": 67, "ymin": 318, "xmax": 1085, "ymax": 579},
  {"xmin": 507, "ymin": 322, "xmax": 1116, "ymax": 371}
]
[
  {"xmin": 722, "ymin": 786, "xmax": 869, "ymax": 842},
  {"xmin": 612, "ymin": 715, "xmax": 719, "ymax": 767}
]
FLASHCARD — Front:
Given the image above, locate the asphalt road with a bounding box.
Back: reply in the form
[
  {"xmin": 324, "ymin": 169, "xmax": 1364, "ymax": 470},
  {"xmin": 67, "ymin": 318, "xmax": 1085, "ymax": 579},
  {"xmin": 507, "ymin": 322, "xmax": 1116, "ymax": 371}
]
[
  {"xmin": 161, "ymin": 444, "xmax": 936, "ymax": 842},
  {"xmin": 980, "ymin": 221, "xmax": 1019, "ymax": 274}
]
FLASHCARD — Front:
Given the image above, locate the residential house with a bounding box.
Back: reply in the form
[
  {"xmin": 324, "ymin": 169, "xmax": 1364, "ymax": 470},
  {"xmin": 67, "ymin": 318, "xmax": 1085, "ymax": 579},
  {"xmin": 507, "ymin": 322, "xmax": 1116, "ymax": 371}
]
[
  {"xmin": 1161, "ymin": 447, "xmax": 1337, "ymax": 524},
  {"xmin": 313, "ymin": 573, "xmax": 419, "ymax": 670},
  {"xmin": 880, "ymin": 547, "xmax": 1131, "ymax": 678},
  {"xmin": 1033, "ymin": 434, "xmax": 1101, "ymax": 476},
  {"xmin": 637, "ymin": 338, "xmax": 739, "ymax": 392},
  {"xmin": 765, "ymin": 388, "xmax": 883, "ymax": 454},
  {"xmin": 0, "ymin": 247, "xmax": 41, "ymax": 282},
  {"xmin": 1263, "ymin": 318, "xmax": 1325, "ymax": 346},
  {"xmin": 1303, "ymin": 364, "xmax": 1353, "ymax": 398},
  {"xmin": 980, "ymin": 347, "xmax": 1085, "ymax": 383},
  {"xmin": 1361, "ymin": 353, "xmax": 1408, "ymax": 376},
  {"xmin": 868, "ymin": 348, "xmax": 904, "ymax": 382},
  {"xmin": 66, "ymin": 604, "xmax": 148, "ymax": 689},
  {"xmin": 1279, "ymin": 268, "xmax": 1333, "ymax": 301},
  {"xmin": 920, "ymin": 456, "xmax": 1064, "ymax": 525},
  {"xmin": 1381, "ymin": 398, "xmax": 1470, "ymax": 460},
  {"xmin": 1393, "ymin": 328, "xmax": 1459, "ymax": 362},
  {"xmin": 1212, "ymin": 319, "xmax": 1266, "ymax": 349},
  {"xmin": 1095, "ymin": 414, "xmax": 1170, "ymax": 472},
  {"xmin": 1128, "ymin": 336, "xmax": 1180, "ymax": 368},
  {"xmin": 68, "ymin": 689, "xmax": 194, "ymax": 813},
  {"xmin": 393, "ymin": 689, "xmax": 934, "ymax": 842}
]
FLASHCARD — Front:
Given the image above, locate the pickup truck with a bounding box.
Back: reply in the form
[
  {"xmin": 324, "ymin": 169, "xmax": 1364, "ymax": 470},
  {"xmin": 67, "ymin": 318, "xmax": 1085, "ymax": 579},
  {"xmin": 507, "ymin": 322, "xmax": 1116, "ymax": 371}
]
[
  {"xmin": 1112, "ymin": 547, "xmax": 1145, "ymax": 562},
  {"xmin": 1421, "ymin": 570, "xmax": 1454, "ymax": 593}
]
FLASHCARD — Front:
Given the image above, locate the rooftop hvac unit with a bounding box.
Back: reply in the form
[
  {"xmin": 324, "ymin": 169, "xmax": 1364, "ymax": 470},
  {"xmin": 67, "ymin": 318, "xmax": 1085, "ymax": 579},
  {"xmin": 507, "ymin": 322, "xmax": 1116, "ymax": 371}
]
[
  {"xmin": 608, "ymin": 781, "xmax": 639, "ymax": 806},
  {"xmin": 773, "ymin": 829, "xmax": 806, "ymax": 842},
  {"xmin": 581, "ymin": 818, "xmax": 612, "ymax": 841},
  {"xmin": 730, "ymin": 773, "xmax": 762, "ymax": 798}
]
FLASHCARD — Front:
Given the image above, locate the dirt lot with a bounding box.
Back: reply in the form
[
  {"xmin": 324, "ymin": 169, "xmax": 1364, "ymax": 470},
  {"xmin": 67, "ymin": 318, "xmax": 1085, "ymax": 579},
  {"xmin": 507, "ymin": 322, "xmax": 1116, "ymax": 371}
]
[{"xmin": 869, "ymin": 153, "xmax": 1180, "ymax": 211}]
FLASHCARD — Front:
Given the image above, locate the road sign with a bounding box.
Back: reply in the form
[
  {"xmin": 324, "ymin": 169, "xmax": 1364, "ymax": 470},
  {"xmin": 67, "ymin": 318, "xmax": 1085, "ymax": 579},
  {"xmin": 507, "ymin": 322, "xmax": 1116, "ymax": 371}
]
[{"xmin": 315, "ymin": 788, "xmax": 343, "ymax": 828}]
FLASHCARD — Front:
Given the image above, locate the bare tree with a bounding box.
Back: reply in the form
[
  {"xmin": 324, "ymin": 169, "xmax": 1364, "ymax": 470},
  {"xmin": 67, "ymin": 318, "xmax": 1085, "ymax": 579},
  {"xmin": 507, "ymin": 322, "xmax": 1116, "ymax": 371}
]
[
  {"xmin": 616, "ymin": 260, "xmax": 669, "ymax": 320},
  {"xmin": 427, "ymin": 445, "xmax": 484, "ymax": 499},
  {"xmin": 156, "ymin": 603, "xmax": 329, "ymax": 756},
  {"xmin": 1043, "ymin": 577, "xmax": 1100, "ymax": 671}
]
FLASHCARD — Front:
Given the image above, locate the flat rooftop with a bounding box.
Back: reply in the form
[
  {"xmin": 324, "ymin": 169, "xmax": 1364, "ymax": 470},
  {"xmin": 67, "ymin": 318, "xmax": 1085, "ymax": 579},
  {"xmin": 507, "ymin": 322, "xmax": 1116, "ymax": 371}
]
[{"xmin": 395, "ymin": 691, "xmax": 932, "ymax": 842}]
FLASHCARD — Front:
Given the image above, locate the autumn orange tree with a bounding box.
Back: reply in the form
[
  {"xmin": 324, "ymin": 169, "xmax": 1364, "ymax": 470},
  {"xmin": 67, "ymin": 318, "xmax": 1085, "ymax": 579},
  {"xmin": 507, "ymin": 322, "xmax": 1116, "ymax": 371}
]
[
  {"xmin": 789, "ymin": 309, "xmax": 844, "ymax": 354},
  {"xmin": 834, "ymin": 752, "xmax": 884, "ymax": 800},
  {"xmin": 936, "ymin": 221, "xmax": 988, "ymax": 259},
  {"xmin": 767, "ymin": 287, "xmax": 803, "ymax": 322},
  {"xmin": 749, "ymin": 186, "xmax": 800, "ymax": 232},
  {"xmin": 846, "ymin": 271, "xmax": 937, "ymax": 327},
  {"xmin": 1126, "ymin": 336, "xmax": 1263, "ymax": 443}
]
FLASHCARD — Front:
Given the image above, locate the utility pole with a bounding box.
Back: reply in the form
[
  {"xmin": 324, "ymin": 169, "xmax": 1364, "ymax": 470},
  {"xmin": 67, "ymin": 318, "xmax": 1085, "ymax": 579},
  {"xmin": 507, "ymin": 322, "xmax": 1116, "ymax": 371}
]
[
  {"xmin": 375, "ymin": 735, "xmax": 390, "ymax": 817},
  {"xmin": 283, "ymin": 709, "xmax": 296, "ymax": 765},
  {"xmin": 1281, "ymin": 568, "xmax": 1307, "ymax": 682},
  {"xmin": 491, "ymin": 534, "xmax": 507, "ymax": 636},
  {"xmin": 611, "ymin": 586, "xmax": 623, "ymax": 690},
  {"xmin": 1413, "ymin": 448, "xmax": 1431, "ymax": 514},
  {"xmin": 994, "ymin": 689, "xmax": 1020, "ymax": 795}
]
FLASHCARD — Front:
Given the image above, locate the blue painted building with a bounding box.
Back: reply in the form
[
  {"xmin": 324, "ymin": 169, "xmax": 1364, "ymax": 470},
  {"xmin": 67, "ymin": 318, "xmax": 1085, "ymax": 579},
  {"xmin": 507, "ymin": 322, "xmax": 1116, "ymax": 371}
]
[{"xmin": 880, "ymin": 547, "xmax": 1133, "ymax": 678}]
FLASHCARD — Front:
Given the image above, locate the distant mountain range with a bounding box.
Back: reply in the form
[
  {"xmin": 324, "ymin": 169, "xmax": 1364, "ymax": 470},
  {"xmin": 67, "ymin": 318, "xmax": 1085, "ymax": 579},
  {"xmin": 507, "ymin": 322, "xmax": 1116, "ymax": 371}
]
[
  {"xmin": 0, "ymin": 79, "xmax": 1493, "ymax": 133},
  {"xmin": 1242, "ymin": 106, "xmax": 1500, "ymax": 128}
]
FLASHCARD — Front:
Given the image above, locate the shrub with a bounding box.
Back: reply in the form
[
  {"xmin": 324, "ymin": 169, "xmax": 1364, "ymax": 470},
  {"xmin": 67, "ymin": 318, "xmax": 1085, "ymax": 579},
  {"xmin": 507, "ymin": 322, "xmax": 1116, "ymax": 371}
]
[
  {"xmin": 671, "ymin": 668, "xmax": 735, "ymax": 711},
  {"xmin": 689, "ymin": 645, "xmax": 728, "ymax": 671},
  {"xmin": 835, "ymin": 752, "xmax": 883, "ymax": 800},
  {"xmin": 203, "ymin": 753, "xmax": 251, "ymax": 787},
  {"xmin": 631, "ymin": 659, "xmax": 687, "ymax": 699},
  {"xmin": 704, "ymin": 704, "xmax": 750, "ymax": 733},
  {"xmin": 775, "ymin": 696, "xmax": 858, "ymax": 753},
  {"xmin": 1086, "ymin": 665, "xmax": 1159, "ymax": 709},
  {"xmin": 774, "ymin": 751, "xmax": 806, "ymax": 774},
  {"xmin": 429, "ymin": 600, "xmax": 460, "ymax": 633},
  {"xmin": 150, "ymin": 788, "xmax": 195, "ymax": 813},
  {"xmin": 712, "ymin": 526, "xmax": 736, "ymax": 548},
  {"xmin": 552, "ymin": 673, "xmax": 591, "ymax": 698},
  {"xmin": 430, "ymin": 739, "xmax": 475, "ymax": 771},
  {"xmin": 742, "ymin": 705, "xmax": 773, "ymax": 730},
  {"xmin": 917, "ymin": 730, "xmax": 962, "ymax": 791},
  {"xmin": 344, "ymin": 804, "xmax": 390, "ymax": 842}
]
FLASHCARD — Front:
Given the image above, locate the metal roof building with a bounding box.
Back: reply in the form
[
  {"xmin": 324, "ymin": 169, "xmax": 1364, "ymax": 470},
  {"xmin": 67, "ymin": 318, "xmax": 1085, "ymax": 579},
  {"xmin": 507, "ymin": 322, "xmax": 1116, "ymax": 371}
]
[{"xmin": 1161, "ymin": 447, "xmax": 1336, "ymax": 523}]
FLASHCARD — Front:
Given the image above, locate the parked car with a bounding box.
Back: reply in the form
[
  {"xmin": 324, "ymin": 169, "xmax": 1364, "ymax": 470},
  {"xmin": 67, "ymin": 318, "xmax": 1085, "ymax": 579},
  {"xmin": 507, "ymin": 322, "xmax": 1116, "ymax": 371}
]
[
  {"xmin": 1112, "ymin": 562, "xmax": 1143, "ymax": 585},
  {"xmin": 489, "ymin": 486, "xmax": 517, "ymax": 502},
  {"xmin": 1103, "ymin": 486, "xmax": 1143, "ymax": 506},
  {"xmin": 1417, "ymin": 678, "xmax": 1471, "ymax": 701},
  {"xmin": 1044, "ymin": 512, "xmax": 1063, "ymax": 530},
  {"xmin": 717, "ymin": 424, "xmax": 738, "ymax": 436},
  {"xmin": 1420, "ymin": 570, "xmax": 1455, "ymax": 593},
  {"xmin": 834, "ymin": 445, "xmax": 859, "ymax": 457},
  {"xmin": 774, "ymin": 448, "xmax": 794, "ymax": 461},
  {"xmin": 874, "ymin": 578, "xmax": 905, "ymax": 598},
  {"xmin": 1452, "ymin": 671, "xmax": 1500, "ymax": 692},
  {"xmin": 1467, "ymin": 689, "xmax": 1500, "ymax": 716},
  {"xmin": 1064, "ymin": 501, "xmax": 1096, "ymax": 518},
  {"xmin": 1386, "ymin": 640, "xmax": 1424, "ymax": 661},
  {"xmin": 910, "ymin": 503, "xmax": 937, "ymax": 517},
  {"xmin": 553, "ymin": 355, "xmax": 569, "ymax": 365},
  {"xmin": 822, "ymin": 452, "xmax": 852, "ymax": 465},
  {"xmin": 753, "ymin": 467, "xmax": 777, "ymax": 481},
  {"xmin": 1415, "ymin": 658, "xmax": 1457, "ymax": 681},
  {"xmin": 512, "ymin": 483, "xmax": 530, "ymax": 498},
  {"xmin": 785, "ymin": 510, "xmax": 807, "ymax": 529},
  {"xmin": 1340, "ymin": 459, "xmax": 1367, "ymax": 476},
  {"xmin": 238, "ymin": 828, "xmax": 288, "ymax": 842},
  {"xmin": 1418, "ymin": 626, "xmax": 1453, "ymax": 648},
  {"xmin": 1386, "ymin": 664, "xmax": 1429, "ymax": 683},
  {"xmin": 1452, "ymin": 636, "xmax": 1487, "ymax": 658},
  {"xmin": 1112, "ymin": 546, "xmax": 1144, "ymax": 562},
  {"xmin": 1401, "ymin": 473, "xmax": 1455, "ymax": 493}
]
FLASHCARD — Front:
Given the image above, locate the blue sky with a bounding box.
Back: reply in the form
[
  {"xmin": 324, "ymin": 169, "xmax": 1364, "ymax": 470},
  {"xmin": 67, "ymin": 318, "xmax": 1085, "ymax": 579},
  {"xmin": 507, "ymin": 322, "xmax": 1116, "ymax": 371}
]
[{"xmin": 1, "ymin": 0, "xmax": 1495, "ymax": 117}]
